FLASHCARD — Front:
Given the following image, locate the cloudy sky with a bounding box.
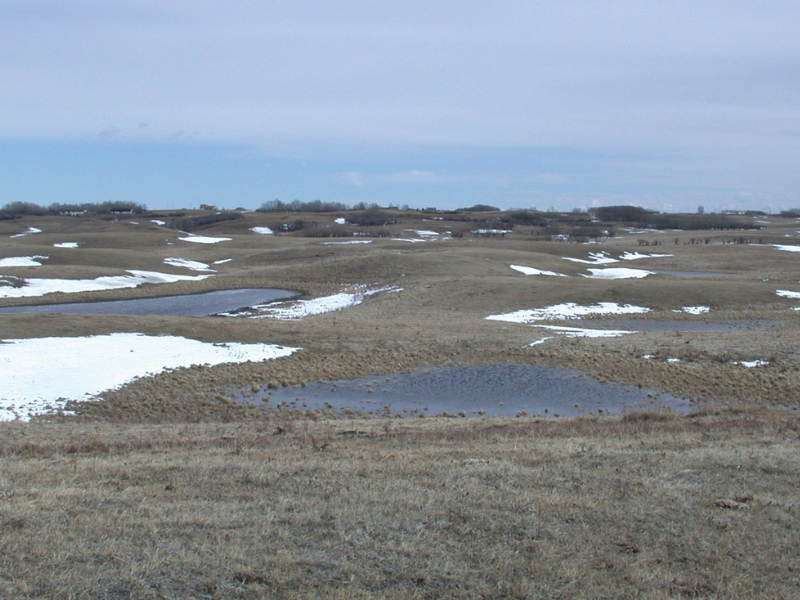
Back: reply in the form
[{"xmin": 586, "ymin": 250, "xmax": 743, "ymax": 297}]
[{"xmin": 2, "ymin": 1, "xmax": 799, "ymax": 212}]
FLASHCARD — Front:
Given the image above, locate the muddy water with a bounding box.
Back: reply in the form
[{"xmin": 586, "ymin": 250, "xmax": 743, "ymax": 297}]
[
  {"xmin": 233, "ymin": 364, "xmax": 696, "ymax": 418},
  {"xmin": 0, "ymin": 288, "xmax": 298, "ymax": 316}
]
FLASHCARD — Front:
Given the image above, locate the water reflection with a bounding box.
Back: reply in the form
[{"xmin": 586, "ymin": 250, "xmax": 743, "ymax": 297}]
[{"xmin": 0, "ymin": 288, "xmax": 298, "ymax": 317}]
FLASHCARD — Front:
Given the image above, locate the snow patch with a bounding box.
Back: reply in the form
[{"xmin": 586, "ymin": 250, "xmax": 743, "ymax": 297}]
[
  {"xmin": 53, "ymin": 242, "xmax": 79, "ymax": 248},
  {"xmin": 334, "ymin": 217, "xmax": 347, "ymax": 225},
  {"xmin": 213, "ymin": 258, "xmax": 233, "ymax": 264},
  {"xmin": 563, "ymin": 251, "xmax": 617, "ymax": 265},
  {"xmin": 582, "ymin": 267, "xmax": 652, "ymax": 279},
  {"xmin": 777, "ymin": 290, "xmax": 800, "ymax": 299},
  {"xmin": 487, "ymin": 302, "xmax": 651, "ymax": 324},
  {"xmin": 179, "ymin": 235, "xmax": 232, "ymax": 244},
  {"xmin": 510, "ymin": 265, "xmax": 567, "ymax": 277},
  {"xmin": 10, "ymin": 227, "xmax": 42, "ymax": 238},
  {"xmin": 164, "ymin": 258, "xmax": 215, "ymax": 272},
  {"xmin": 734, "ymin": 359, "xmax": 769, "ymax": 368},
  {"xmin": 619, "ymin": 251, "xmax": 672, "ymax": 261},
  {"xmin": 0, "ymin": 270, "xmax": 211, "ymax": 298},
  {"xmin": 151, "ymin": 219, "xmax": 166, "ymax": 226},
  {"xmin": 772, "ymin": 244, "xmax": 800, "ymax": 253},
  {"xmin": 0, "ymin": 333, "xmax": 299, "ymax": 421},
  {"xmin": 674, "ymin": 306, "xmax": 710, "ymax": 315},
  {"xmin": 534, "ymin": 325, "xmax": 634, "ymax": 338},
  {"xmin": 0, "ymin": 255, "xmax": 48, "ymax": 268},
  {"xmin": 250, "ymin": 226, "xmax": 274, "ymax": 235},
  {"xmin": 321, "ymin": 240, "xmax": 373, "ymax": 245},
  {"xmin": 224, "ymin": 285, "xmax": 401, "ymax": 320}
]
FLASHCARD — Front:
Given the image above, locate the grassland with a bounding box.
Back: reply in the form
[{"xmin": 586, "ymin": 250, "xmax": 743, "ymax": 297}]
[{"xmin": 1, "ymin": 210, "xmax": 799, "ymax": 598}]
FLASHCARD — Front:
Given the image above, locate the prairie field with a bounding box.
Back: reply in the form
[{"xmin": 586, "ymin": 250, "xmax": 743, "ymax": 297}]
[{"xmin": 1, "ymin": 210, "xmax": 799, "ymax": 598}]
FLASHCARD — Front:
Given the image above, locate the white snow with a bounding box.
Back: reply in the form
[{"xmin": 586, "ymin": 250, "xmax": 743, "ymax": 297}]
[
  {"xmin": 534, "ymin": 324, "xmax": 634, "ymax": 338},
  {"xmin": 151, "ymin": 219, "xmax": 166, "ymax": 226},
  {"xmin": 406, "ymin": 229, "xmax": 439, "ymax": 237},
  {"xmin": 486, "ymin": 302, "xmax": 651, "ymax": 324},
  {"xmin": 472, "ymin": 229, "xmax": 511, "ymax": 235},
  {"xmin": 334, "ymin": 218, "xmax": 347, "ymax": 225},
  {"xmin": 528, "ymin": 337, "xmax": 553, "ymax": 346},
  {"xmin": 674, "ymin": 306, "xmax": 710, "ymax": 315},
  {"xmin": 0, "ymin": 333, "xmax": 299, "ymax": 421},
  {"xmin": 563, "ymin": 251, "xmax": 617, "ymax": 265},
  {"xmin": 10, "ymin": 227, "xmax": 42, "ymax": 238},
  {"xmin": 619, "ymin": 251, "xmax": 672, "ymax": 261},
  {"xmin": 735, "ymin": 359, "xmax": 769, "ymax": 368},
  {"xmin": 164, "ymin": 257, "xmax": 215, "ymax": 272},
  {"xmin": 582, "ymin": 267, "xmax": 652, "ymax": 279},
  {"xmin": 224, "ymin": 285, "xmax": 401, "ymax": 320},
  {"xmin": 0, "ymin": 255, "xmax": 48, "ymax": 268},
  {"xmin": 510, "ymin": 265, "xmax": 567, "ymax": 277},
  {"xmin": 179, "ymin": 235, "xmax": 232, "ymax": 244},
  {"xmin": 392, "ymin": 238, "xmax": 426, "ymax": 243},
  {"xmin": 53, "ymin": 242, "xmax": 79, "ymax": 248},
  {"xmin": 0, "ymin": 270, "xmax": 211, "ymax": 298},
  {"xmin": 213, "ymin": 258, "xmax": 233, "ymax": 264},
  {"xmin": 773, "ymin": 244, "xmax": 800, "ymax": 253},
  {"xmin": 777, "ymin": 290, "xmax": 800, "ymax": 299},
  {"xmin": 321, "ymin": 240, "xmax": 373, "ymax": 245},
  {"xmin": 250, "ymin": 226, "xmax": 274, "ymax": 235}
]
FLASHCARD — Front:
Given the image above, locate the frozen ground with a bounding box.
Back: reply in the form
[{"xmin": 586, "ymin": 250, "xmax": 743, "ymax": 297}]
[
  {"xmin": 0, "ymin": 333, "xmax": 299, "ymax": 421},
  {"xmin": 0, "ymin": 270, "xmax": 211, "ymax": 298}
]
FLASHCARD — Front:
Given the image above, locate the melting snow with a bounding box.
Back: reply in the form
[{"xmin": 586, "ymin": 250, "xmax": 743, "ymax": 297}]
[
  {"xmin": 406, "ymin": 229, "xmax": 439, "ymax": 237},
  {"xmin": 777, "ymin": 290, "xmax": 800, "ymax": 299},
  {"xmin": 334, "ymin": 218, "xmax": 347, "ymax": 225},
  {"xmin": 773, "ymin": 245, "xmax": 800, "ymax": 253},
  {"xmin": 151, "ymin": 219, "xmax": 166, "ymax": 226},
  {"xmin": 509, "ymin": 265, "xmax": 567, "ymax": 277},
  {"xmin": 321, "ymin": 240, "xmax": 373, "ymax": 245},
  {"xmin": 0, "ymin": 255, "xmax": 48, "ymax": 268},
  {"xmin": 179, "ymin": 235, "xmax": 232, "ymax": 244},
  {"xmin": 213, "ymin": 258, "xmax": 233, "ymax": 264},
  {"xmin": 619, "ymin": 251, "xmax": 672, "ymax": 260},
  {"xmin": 53, "ymin": 242, "xmax": 79, "ymax": 248},
  {"xmin": 0, "ymin": 333, "xmax": 299, "ymax": 421},
  {"xmin": 534, "ymin": 324, "xmax": 634, "ymax": 338},
  {"xmin": 223, "ymin": 285, "xmax": 401, "ymax": 320},
  {"xmin": 164, "ymin": 258, "xmax": 215, "ymax": 272},
  {"xmin": 0, "ymin": 270, "xmax": 211, "ymax": 298},
  {"xmin": 675, "ymin": 306, "xmax": 710, "ymax": 315},
  {"xmin": 10, "ymin": 227, "xmax": 42, "ymax": 238},
  {"xmin": 734, "ymin": 359, "xmax": 769, "ymax": 368},
  {"xmin": 250, "ymin": 226, "xmax": 274, "ymax": 235},
  {"xmin": 563, "ymin": 251, "xmax": 617, "ymax": 265},
  {"xmin": 582, "ymin": 267, "xmax": 652, "ymax": 279},
  {"xmin": 487, "ymin": 302, "xmax": 651, "ymax": 324}
]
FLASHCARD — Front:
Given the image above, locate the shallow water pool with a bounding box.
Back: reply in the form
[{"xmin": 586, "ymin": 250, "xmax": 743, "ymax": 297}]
[
  {"xmin": 233, "ymin": 364, "xmax": 697, "ymax": 418},
  {"xmin": 0, "ymin": 288, "xmax": 299, "ymax": 316}
]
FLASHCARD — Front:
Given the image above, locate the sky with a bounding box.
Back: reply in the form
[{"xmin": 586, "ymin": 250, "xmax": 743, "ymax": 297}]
[{"xmin": 1, "ymin": 1, "xmax": 799, "ymax": 213}]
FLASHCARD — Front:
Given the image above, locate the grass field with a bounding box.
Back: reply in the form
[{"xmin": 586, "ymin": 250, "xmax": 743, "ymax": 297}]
[{"xmin": 1, "ymin": 210, "xmax": 799, "ymax": 597}]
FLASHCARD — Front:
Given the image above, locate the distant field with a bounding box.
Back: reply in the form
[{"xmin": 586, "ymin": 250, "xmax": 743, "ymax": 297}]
[{"xmin": 1, "ymin": 210, "xmax": 799, "ymax": 597}]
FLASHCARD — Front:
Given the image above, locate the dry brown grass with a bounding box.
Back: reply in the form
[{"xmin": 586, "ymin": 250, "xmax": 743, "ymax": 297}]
[{"xmin": 1, "ymin": 410, "xmax": 799, "ymax": 599}]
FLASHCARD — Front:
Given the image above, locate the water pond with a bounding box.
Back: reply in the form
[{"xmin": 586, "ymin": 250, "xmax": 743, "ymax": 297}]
[
  {"xmin": 0, "ymin": 288, "xmax": 298, "ymax": 317},
  {"xmin": 233, "ymin": 364, "xmax": 696, "ymax": 418}
]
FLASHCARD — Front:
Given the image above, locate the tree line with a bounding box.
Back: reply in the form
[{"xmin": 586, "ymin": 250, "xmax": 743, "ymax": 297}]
[{"xmin": 0, "ymin": 201, "xmax": 147, "ymax": 219}]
